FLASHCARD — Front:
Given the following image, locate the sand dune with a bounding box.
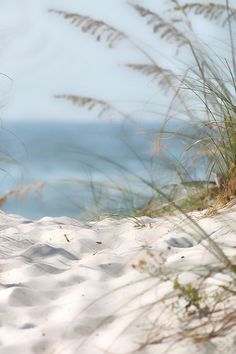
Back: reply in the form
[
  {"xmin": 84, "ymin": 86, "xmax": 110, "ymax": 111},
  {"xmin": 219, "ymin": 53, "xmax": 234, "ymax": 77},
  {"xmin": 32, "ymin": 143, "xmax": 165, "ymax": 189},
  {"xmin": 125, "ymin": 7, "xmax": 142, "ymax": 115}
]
[{"xmin": 0, "ymin": 209, "xmax": 236, "ymax": 354}]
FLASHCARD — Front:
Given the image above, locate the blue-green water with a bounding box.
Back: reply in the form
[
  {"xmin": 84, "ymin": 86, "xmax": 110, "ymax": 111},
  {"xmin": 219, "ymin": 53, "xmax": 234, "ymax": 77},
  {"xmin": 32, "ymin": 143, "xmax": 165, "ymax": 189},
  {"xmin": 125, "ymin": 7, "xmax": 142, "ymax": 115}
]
[{"xmin": 0, "ymin": 121, "xmax": 205, "ymax": 219}]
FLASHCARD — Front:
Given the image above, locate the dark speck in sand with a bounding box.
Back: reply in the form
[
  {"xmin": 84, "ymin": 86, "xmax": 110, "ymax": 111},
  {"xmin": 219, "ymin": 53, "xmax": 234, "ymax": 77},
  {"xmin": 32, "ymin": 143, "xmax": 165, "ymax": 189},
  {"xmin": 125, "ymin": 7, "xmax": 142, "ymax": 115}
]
[{"xmin": 21, "ymin": 323, "xmax": 36, "ymax": 330}]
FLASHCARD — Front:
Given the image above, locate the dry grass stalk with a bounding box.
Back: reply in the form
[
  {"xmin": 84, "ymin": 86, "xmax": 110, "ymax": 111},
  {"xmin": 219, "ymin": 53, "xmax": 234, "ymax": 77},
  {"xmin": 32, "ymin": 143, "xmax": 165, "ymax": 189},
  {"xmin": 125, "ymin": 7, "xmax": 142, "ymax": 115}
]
[
  {"xmin": 126, "ymin": 63, "xmax": 176, "ymax": 93},
  {"xmin": 49, "ymin": 9, "xmax": 126, "ymax": 48},
  {"xmin": 55, "ymin": 94, "xmax": 127, "ymax": 120},
  {"xmin": 175, "ymin": 2, "xmax": 236, "ymax": 25},
  {"xmin": 131, "ymin": 3, "xmax": 189, "ymax": 50},
  {"xmin": 0, "ymin": 182, "xmax": 47, "ymax": 207},
  {"xmin": 55, "ymin": 95, "xmax": 149, "ymax": 132}
]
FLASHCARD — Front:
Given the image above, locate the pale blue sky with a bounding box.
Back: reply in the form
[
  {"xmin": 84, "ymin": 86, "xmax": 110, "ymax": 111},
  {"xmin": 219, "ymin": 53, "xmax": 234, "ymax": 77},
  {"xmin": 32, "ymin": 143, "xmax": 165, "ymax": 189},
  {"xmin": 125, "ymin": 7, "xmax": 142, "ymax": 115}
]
[{"xmin": 0, "ymin": 0, "xmax": 228, "ymax": 122}]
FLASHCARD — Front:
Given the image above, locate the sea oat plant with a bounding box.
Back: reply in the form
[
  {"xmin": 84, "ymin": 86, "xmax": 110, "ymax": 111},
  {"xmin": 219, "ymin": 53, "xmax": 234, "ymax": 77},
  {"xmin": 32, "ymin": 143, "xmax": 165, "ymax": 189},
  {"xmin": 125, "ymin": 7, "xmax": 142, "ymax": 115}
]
[{"xmin": 49, "ymin": 1, "xmax": 236, "ymax": 213}]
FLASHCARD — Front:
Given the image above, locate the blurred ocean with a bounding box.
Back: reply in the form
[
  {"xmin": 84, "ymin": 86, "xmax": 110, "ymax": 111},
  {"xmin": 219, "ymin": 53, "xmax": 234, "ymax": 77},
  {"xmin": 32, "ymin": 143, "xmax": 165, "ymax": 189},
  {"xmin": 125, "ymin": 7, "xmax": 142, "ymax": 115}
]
[{"xmin": 0, "ymin": 121, "xmax": 204, "ymax": 220}]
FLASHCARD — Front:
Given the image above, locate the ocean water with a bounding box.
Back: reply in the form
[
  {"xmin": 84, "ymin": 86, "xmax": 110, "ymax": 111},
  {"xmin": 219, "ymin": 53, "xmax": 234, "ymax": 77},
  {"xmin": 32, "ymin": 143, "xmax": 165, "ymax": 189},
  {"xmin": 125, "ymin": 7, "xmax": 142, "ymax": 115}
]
[{"xmin": 0, "ymin": 121, "xmax": 204, "ymax": 220}]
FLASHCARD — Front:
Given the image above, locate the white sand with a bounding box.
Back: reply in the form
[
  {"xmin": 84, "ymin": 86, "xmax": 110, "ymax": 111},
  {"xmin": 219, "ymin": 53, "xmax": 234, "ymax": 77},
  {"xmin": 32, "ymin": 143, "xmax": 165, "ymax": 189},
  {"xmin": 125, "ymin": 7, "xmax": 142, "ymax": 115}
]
[{"xmin": 0, "ymin": 208, "xmax": 236, "ymax": 354}]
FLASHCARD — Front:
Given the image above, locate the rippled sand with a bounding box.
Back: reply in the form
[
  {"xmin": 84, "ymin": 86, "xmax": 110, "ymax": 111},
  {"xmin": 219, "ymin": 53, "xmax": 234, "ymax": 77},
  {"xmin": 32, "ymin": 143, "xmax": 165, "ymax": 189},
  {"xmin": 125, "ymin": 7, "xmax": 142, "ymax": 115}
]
[{"xmin": 0, "ymin": 208, "xmax": 236, "ymax": 354}]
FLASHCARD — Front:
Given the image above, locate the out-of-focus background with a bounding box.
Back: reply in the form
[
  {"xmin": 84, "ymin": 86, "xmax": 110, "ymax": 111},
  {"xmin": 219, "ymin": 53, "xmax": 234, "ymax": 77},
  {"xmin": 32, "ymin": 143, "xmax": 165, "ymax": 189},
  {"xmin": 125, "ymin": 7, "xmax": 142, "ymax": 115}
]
[
  {"xmin": 0, "ymin": 0, "xmax": 169, "ymax": 121},
  {"xmin": 0, "ymin": 0, "xmax": 224, "ymax": 219}
]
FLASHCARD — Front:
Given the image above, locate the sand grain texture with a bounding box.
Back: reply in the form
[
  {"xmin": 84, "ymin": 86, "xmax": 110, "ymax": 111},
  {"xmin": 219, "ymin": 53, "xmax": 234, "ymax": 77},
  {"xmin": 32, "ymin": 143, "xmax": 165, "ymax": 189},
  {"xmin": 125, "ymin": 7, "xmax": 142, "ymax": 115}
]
[{"xmin": 0, "ymin": 210, "xmax": 236, "ymax": 354}]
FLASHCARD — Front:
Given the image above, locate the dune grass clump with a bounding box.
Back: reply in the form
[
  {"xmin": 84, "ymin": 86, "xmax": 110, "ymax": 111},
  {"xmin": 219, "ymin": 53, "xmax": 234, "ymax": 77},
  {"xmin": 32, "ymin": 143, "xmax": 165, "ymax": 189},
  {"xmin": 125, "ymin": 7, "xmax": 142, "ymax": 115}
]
[
  {"xmin": 48, "ymin": 0, "xmax": 236, "ymax": 217},
  {"xmin": 1, "ymin": 2, "xmax": 235, "ymax": 219}
]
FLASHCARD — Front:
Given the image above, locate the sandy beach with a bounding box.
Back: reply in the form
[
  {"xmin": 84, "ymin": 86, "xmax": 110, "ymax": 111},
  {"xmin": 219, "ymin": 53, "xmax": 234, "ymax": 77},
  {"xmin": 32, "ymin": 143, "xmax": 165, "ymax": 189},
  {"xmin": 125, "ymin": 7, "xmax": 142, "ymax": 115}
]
[{"xmin": 0, "ymin": 207, "xmax": 236, "ymax": 354}]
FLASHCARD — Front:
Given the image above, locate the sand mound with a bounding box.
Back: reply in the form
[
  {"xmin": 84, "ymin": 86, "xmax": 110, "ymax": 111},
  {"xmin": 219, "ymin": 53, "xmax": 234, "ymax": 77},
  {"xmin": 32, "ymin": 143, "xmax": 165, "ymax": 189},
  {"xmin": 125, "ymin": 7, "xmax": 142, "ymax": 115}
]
[{"xmin": 0, "ymin": 210, "xmax": 236, "ymax": 354}]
